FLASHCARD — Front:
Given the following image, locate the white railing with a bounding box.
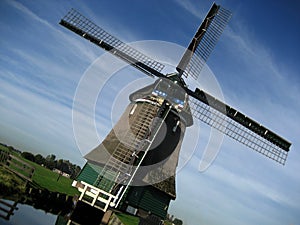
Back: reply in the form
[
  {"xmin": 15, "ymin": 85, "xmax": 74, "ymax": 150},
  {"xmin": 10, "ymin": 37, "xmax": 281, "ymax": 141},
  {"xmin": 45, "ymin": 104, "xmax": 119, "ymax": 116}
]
[{"xmin": 72, "ymin": 180, "xmax": 120, "ymax": 212}]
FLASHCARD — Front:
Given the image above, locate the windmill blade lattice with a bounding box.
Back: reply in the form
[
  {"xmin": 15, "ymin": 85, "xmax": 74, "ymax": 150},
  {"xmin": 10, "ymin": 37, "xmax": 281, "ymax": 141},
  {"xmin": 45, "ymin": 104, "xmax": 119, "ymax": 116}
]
[
  {"xmin": 177, "ymin": 5, "xmax": 232, "ymax": 80},
  {"xmin": 187, "ymin": 90, "xmax": 290, "ymax": 165},
  {"xmin": 60, "ymin": 9, "xmax": 165, "ymax": 77}
]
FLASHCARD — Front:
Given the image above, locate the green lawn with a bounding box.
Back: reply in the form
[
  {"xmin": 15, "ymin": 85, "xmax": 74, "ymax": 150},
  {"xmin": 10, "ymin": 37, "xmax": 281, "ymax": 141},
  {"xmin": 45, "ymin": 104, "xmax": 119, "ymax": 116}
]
[
  {"xmin": 31, "ymin": 163, "xmax": 79, "ymax": 196},
  {"xmin": 115, "ymin": 212, "xmax": 140, "ymax": 225},
  {"xmin": 18, "ymin": 157, "xmax": 79, "ymax": 196},
  {"xmin": 0, "ymin": 166, "xmax": 26, "ymax": 196},
  {"xmin": 0, "ymin": 145, "xmax": 8, "ymax": 151},
  {"xmin": 0, "ymin": 146, "xmax": 79, "ymax": 196}
]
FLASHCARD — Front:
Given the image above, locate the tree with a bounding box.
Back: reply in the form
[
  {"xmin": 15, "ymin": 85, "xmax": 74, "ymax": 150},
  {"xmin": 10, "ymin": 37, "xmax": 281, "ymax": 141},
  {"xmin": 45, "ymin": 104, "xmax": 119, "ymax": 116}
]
[
  {"xmin": 21, "ymin": 152, "xmax": 35, "ymax": 162},
  {"xmin": 46, "ymin": 154, "xmax": 56, "ymax": 162},
  {"xmin": 56, "ymin": 159, "xmax": 62, "ymax": 168},
  {"xmin": 68, "ymin": 164, "xmax": 81, "ymax": 179},
  {"xmin": 8, "ymin": 146, "xmax": 15, "ymax": 151},
  {"xmin": 34, "ymin": 154, "xmax": 45, "ymax": 165},
  {"xmin": 45, "ymin": 154, "xmax": 56, "ymax": 170},
  {"xmin": 61, "ymin": 162, "xmax": 70, "ymax": 174}
]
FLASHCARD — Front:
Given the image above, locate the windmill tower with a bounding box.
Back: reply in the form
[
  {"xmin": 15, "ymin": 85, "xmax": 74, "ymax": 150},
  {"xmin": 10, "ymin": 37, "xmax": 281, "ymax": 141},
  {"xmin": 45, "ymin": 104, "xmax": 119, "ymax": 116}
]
[{"xmin": 59, "ymin": 3, "xmax": 291, "ymax": 221}]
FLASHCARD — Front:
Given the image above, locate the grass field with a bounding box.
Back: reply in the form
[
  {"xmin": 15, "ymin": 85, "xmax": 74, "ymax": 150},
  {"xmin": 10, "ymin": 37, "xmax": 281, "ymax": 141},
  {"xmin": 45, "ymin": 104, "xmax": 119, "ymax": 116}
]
[
  {"xmin": 30, "ymin": 162, "xmax": 79, "ymax": 196},
  {"xmin": 0, "ymin": 146, "xmax": 79, "ymax": 196},
  {"xmin": 115, "ymin": 212, "xmax": 140, "ymax": 225},
  {"xmin": 14, "ymin": 156, "xmax": 79, "ymax": 196},
  {"xmin": 0, "ymin": 166, "xmax": 26, "ymax": 196},
  {"xmin": 0, "ymin": 145, "xmax": 9, "ymax": 151}
]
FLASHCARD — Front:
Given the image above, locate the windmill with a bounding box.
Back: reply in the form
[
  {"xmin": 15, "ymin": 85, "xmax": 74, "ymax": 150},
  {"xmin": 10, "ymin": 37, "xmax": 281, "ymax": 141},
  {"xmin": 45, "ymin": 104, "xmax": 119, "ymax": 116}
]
[{"xmin": 59, "ymin": 2, "xmax": 291, "ymax": 222}]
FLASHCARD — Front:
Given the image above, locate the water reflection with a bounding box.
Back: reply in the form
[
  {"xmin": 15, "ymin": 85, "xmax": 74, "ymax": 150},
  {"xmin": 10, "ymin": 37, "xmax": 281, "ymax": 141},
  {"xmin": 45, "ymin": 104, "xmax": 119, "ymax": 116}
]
[
  {"xmin": 0, "ymin": 187, "xmax": 74, "ymax": 225},
  {"xmin": 0, "ymin": 202, "xmax": 58, "ymax": 225}
]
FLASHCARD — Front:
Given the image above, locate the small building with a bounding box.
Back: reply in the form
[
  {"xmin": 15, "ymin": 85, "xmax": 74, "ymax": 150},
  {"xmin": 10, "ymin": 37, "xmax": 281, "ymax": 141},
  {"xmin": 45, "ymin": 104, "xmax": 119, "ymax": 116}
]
[{"xmin": 53, "ymin": 168, "xmax": 70, "ymax": 178}]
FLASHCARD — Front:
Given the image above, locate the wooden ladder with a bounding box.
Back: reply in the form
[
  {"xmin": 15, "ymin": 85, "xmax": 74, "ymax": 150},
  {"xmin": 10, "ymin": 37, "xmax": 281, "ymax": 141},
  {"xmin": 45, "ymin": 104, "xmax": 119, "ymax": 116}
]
[{"xmin": 93, "ymin": 101, "xmax": 159, "ymax": 192}]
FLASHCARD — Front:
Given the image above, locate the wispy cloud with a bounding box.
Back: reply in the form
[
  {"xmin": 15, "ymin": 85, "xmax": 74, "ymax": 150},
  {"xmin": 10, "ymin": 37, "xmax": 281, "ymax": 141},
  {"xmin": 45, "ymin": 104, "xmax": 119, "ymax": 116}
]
[
  {"xmin": 172, "ymin": 164, "xmax": 289, "ymax": 225},
  {"xmin": 205, "ymin": 162, "xmax": 298, "ymax": 208},
  {"xmin": 174, "ymin": 0, "xmax": 206, "ymax": 19},
  {"xmin": 6, "ymin": 0, "xmax": 51, "ymax": 27},
  {"xmin": 5, "ymin": 0, "xmax": 98, "ymax": 63},
  {"xmin": 0, "ymin": 77, "xmax": 84, "ymax": 164}
]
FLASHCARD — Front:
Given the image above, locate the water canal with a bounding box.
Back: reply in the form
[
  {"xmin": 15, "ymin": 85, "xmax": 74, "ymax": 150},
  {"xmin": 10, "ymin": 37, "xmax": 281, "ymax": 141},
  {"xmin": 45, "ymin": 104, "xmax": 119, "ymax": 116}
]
[
  {"xmin": 0, "ymin": 201, "xmax": 58, "ymax": 225},
  {"xmin": 0, "ymin": 188, "xmax": 73, "ymax": 225}
]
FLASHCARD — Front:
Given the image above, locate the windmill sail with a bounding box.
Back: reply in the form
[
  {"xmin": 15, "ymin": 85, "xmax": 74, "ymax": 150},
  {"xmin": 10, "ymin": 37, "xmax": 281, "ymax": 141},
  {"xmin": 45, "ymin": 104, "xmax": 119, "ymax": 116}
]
[
  {"xmin": 176, "ymin": 3, "xmax": 232, "ymax": 80},
  {"xmin": 187, "ymin": 88, "xmax": 291, "ymax": 165},
  {"xmin": 60, "ymin": 9, "xmax": 165, "ymax": 78}
]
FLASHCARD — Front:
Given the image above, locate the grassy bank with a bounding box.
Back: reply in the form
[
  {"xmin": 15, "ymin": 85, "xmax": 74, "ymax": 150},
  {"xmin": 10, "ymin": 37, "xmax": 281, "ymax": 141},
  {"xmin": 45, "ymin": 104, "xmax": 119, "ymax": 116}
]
[
  {"xmin": 30, "ymin": 161, "xmax": 79, "ymax": 196},
  {"xmin": 0, "ymin": 147, "xmax": 79, "ymax": 196},
  {"xmin": 115, "ymin": 212, "xmax": 140, "ymax": 225},
  {"xmin": 13, "ymin": 156, "xmax": 79, "ymax": 196},
  {"xmin": 0, "ymin": 166, "xmax": 26, "ymax": 196}
]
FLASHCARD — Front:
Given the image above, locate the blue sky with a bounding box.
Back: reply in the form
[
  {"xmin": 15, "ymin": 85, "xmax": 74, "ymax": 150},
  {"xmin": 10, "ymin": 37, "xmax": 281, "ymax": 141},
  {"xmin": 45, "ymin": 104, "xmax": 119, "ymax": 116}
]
[{"xmin": 0, "ymin": 0, "xmax": 300, "ymax": 225}]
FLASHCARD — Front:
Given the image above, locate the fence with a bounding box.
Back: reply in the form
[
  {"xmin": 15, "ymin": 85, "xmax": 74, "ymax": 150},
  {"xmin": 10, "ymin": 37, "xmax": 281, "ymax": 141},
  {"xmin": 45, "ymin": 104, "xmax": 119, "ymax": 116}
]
[{"xmin": 0, "ymin": 150, "xmax": 35, "ymax": 182}]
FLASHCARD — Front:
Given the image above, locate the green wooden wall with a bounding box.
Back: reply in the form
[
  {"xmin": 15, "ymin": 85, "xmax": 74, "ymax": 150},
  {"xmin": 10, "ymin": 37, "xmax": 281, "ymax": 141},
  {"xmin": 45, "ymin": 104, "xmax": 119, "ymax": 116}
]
[
  {"xmin": 76, "ymin": 163, "xmax": 171, "ymax": 219},
  {"xmin": 125, "ymin": 186, "xmax": 171, "ymax": 219},
  {"xmin": 76, "ymin": 163, "xmax": 102, "ymax": 184}
]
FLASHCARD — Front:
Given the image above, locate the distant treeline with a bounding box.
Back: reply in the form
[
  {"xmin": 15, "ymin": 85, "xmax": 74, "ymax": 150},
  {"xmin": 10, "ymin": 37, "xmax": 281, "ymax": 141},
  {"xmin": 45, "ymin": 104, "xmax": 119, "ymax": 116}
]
[
  {"xmin": 1, "ymin": 143, "xmax": 81, "ymax": 179},
  {"xmin": 0, "ymin": 143, "xmax": 22, "ymax": 154}
]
